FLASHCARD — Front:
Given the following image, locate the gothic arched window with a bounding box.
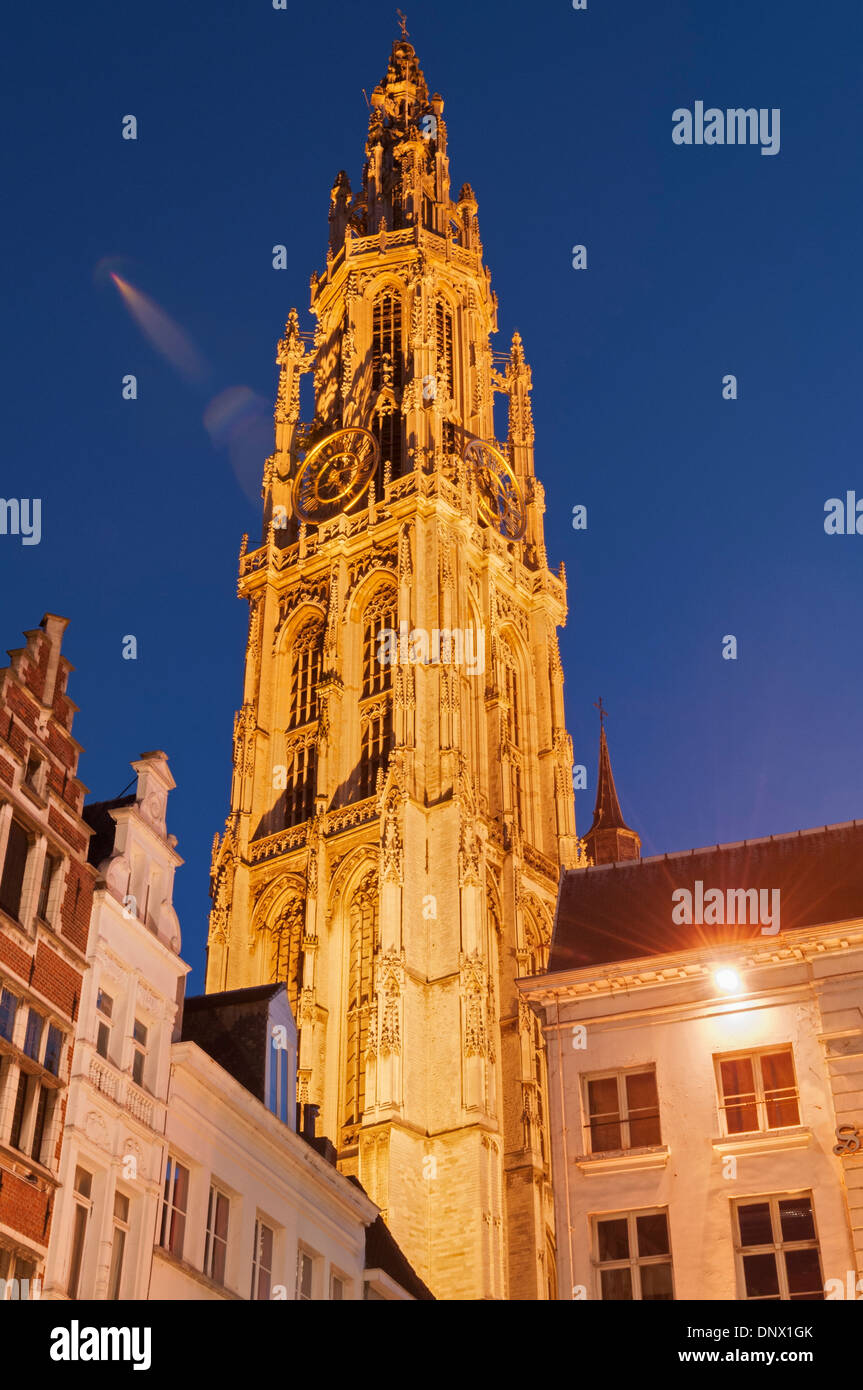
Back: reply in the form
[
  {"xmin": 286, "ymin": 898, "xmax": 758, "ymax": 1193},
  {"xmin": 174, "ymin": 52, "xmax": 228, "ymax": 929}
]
[
  {"xmin": 371, "ymin": 290, "xmax": 404, "ymax": 476},
  {"xmin": 343, "ymin": 872, "xmax": 377, "ymax": 1130},
  {"xmin": 435, "ymin": 299, "xmax": 455, "ymax": 453},
  {"xmin": 288, "ymin": 619, "xmax": 323, "ymax": 730},
  {"xmin": 269, "ymin": 898, "xmax": 304, "ymax": 1015},
  {"xmin": 359, "ymin": 706, "xmax": 393, "ymax": 800},
  {"xmin": 358, "ymin": 585, "xmax": 396, "ymax": 799},
  {"xmin": 284, "ymin": 740, "xmax": 316, "ymax": 827},
  {"xmin": 362, "ymin": 587, "xmax": 397, "ymax": 699}
]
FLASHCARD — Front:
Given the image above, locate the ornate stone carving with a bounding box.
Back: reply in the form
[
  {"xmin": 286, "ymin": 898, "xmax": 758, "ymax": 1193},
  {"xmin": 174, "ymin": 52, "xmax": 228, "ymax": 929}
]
[
  {"xmin": 85, "ymin": 1111, "xmax": 111, "ymax": 1151},
  {"xmin": 380, "ymin": 790, "xmax": 403, "ymax": 884},
  {"xmin": 375, "ymin": 949, "xmax": 405, "ymax": 1057},
  {"xmin": 459, "ymin": 817, "xmax": 482, "ymax": 886}
]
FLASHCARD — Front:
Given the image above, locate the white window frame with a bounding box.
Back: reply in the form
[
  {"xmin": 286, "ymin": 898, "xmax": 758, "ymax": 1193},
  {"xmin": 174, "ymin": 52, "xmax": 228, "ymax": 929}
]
[
  {"xmin": 592, "ymin": 1206, "xmax": 675, "ymax": 1301},
  {"xmin": 250, "ymin": 1217, "xmax": 275, "ymax": 1301},
  {"xmin": 204, "ymin": 1184, "xmax": 230, "ymax": 1287},
  {"xmin": 108, "ymin": 1189, "xmax": 131, "ymax": 1300},
  {"xmin": 296, "ymin": 1246, "xmax": 318, "ymax": 1301},
  {"xmin": 582, "ymin": 1065, "xmax": 661, "ymax": 1154},
  {"xmin": 732, "ymin": 1191, "xmax": 824, "ymax": 1301},
  {"xmin": 715, "ymin": 1046, "xmax": 800, "ymax": 1137},
  {"xmin": 159, "ymin": 1155, "xmax": 190, "ymax": 1260}
]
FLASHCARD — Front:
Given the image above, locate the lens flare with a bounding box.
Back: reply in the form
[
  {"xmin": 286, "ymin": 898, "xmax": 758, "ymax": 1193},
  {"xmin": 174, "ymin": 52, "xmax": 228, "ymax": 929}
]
[
  {"xmin": 715, "ymin": 968, "xmax": 741, "ymax": 993},
  {"xmin": 109, "ymin": 273, "xmax": 209, "ymax": 387},
  {"xmin": 204, "ymin": 386, "xmax": 272, "ymax": 506}
]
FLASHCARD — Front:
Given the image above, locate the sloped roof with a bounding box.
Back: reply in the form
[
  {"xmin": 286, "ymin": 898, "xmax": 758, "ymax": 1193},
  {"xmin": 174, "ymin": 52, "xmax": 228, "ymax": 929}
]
[{"xmin": 550, "ymin": 820, "xmax": 863, "ymax": 972}]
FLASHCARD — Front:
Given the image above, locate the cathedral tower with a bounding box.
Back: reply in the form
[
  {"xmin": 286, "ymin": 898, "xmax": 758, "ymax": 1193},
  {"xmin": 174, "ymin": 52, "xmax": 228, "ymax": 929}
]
[{"xmin": 205, "ymin": 30, "xmax": 579, "ymax": 1300}]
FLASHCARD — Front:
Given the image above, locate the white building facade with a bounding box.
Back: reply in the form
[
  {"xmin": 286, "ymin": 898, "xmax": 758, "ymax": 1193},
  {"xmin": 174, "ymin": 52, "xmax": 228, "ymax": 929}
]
[
  {"xmin": 45, "ymin": 749, "xmax": 427, "ymax": 1301},
  {"xmin": 43, "ymin": 751, "xmax": 187, "ymax": 1300},
  {"xmin": 152, "ymin": 1037, "xmax": 380, "ymax": 1301},
  {"xmin": 520, "ymin": 825, "xmax": 863, "ymax": 1302}
]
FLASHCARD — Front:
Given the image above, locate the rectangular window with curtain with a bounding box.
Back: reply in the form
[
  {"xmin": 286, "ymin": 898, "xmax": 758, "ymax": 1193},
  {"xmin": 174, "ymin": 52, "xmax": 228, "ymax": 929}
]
[
  {"xmin": 250, "ymin": 1219, "xmax": 274, "ymax": 1301},
  {"xmin": 204, "ymin": 1186, "xmax": 230, "ymax": 1286},
  {"xmin": 716, "ymin": 1048, "xmax": 800, "ymax": 1135},
  {"xmin": 158, "ymin": 1156, "xmax": 189, "ymax": 1259},
  {"xmin": 67, "ymin": 1167, "xmax": 93, "ymax": 1298},
  {"xmin": 108, "ymin": 1191, "xmax": 130, "ymax": 1299}
]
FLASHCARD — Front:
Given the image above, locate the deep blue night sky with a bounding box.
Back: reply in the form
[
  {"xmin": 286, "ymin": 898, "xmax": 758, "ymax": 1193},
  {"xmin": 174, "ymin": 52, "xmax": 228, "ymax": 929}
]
[{"xmin": 3, "ymin": 0, "xmax": 861, "ymax": 987}]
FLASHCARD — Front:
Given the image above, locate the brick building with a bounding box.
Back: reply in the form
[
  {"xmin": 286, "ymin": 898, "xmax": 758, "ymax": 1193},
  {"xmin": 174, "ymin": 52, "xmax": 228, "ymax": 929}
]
[{"xmin": 0, "ymin": 614, "xmax": 95, "ymax": 1296}]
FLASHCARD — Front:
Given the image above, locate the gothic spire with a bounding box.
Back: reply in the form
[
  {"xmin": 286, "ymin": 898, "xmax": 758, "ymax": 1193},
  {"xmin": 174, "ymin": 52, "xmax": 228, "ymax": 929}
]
[
  {"xmin": 582, "ymin": 703, "xmax": 641, "ymax": 866},
  {"xmin": 327, "ymin": 33, "xmax": 452, "ymax": 250}
]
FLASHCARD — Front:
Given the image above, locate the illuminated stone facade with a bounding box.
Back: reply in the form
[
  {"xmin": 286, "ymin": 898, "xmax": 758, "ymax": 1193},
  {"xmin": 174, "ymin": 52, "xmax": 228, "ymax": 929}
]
[{"xmin": 205, "ymin": 34, "xmax": 579, "ymax": 1299}]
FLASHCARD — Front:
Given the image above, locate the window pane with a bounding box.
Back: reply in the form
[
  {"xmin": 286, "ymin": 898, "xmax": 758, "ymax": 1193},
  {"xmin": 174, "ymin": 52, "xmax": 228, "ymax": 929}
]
[
  {"xmin": 44, "ymin": 1024, "xmax": 63, "ymax": 1075},
  {"xmin": 107, "ymin": 1227, "xmax": 126, "ymax": 1300},
  {"xmin": 629, "ymin": 1112, "xmax": 662, "ymax": 1147},
  {"xmin": 779, "ymin": 1198, "xmax": 815, "ymax": 1244},
  {"xmin": 114, "ymin": 1191, "xmax": 129, "ymax": 1222},
  {"xmin": 625, "ymin": 1071, "xmax": 658, "ymax": 1112},
  {"xmin": 214, "ymin": 1191, "xmax": 229, "ymax": 1241},
  {"xmin": 133, "ymin": 1019, "xmax": 147, "ymax": 1045},
  {"xmin": 172, "ymin": 1163, "xmax": 189, "ymax": 1212},
  {"xmin": 784, "ymin": 1248, "xmax": 822, "ymax": 1298},
  {"xmin": 640, "ymin": 1262, "xmax": 674, "ymax": 1300},
  {"xmin": 636, "ymin": 1213, "xmax": 669, "ymax": 1258},
  {"xmin": 597, "ymin": 1218, "xmax": 629, "ymax": 1262},
  {"xmin": 169, "ymin": 1207, "xmax": 186, "ymax": 1257},
  {"xmin": 587, "ymin": 1077, "xmax": 622, "ymax": 1151},
  {"xmin": 23, "ymin": 1009, "xmax": 43, "ymax": 1059},
  {"xmin": 260, "ymin": 1224, "xmax": 273, "ymax": 1270},
  {"xmin": 0, "ymin": 821, "xmax": 29, "ymax": 920},
  {"xmin": 68, "ymin": 1203, "xmax": 88, "ymax": 1297},
  {"xmin": 74, "ymin": 1166, "xmax": 92, "ymax": 1199},
  {"xmin": 720, "ymin": 1056, "xmax": 757, "ymax": 1132},
  {"xmin": 10, "ymin": 1073, "xmax": 29, "ymax": 1148},
  {"xmin": 132, "ymin": 1050, "xmax": 144, "ymax": 1086},
  {"xmin": 762, "ymin": 1052, "xmax": 799, "ymax": 1128},
  {"xmin": 600, "ymin": 1266, "xmax": 632, "ymax": 1300},
  {"xmin": 96, "ymin": 990, "xmax": 113, "ymax": 1018},
  {"xmin": 37, "ymin": 855, "xmax": 56, "ymax": 920},
  {"xmin": 0, "ymin": 989, "xmax": 18, "ymax": 1041},
  {"xmin": 626, "ymin": 1072, "xmax": 662, "ymax": 1145},
  {"xmin": 737, "ymin": 1202, "xmax": 773, "ymax": 1248},
  {"xmin": 743, "ymin": 1252, "xmax": 780, "ymax": 1298},
  {"xmin": 31, "ymin": 1084, "xmax": 49, "ymax": 1160}
]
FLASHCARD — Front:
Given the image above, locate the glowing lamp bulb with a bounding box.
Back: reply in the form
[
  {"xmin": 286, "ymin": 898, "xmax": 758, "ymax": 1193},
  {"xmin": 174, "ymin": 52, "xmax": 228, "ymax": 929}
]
[{"xmin": 715, "ymin": 968, "xmax": 741, "ymax": 993}]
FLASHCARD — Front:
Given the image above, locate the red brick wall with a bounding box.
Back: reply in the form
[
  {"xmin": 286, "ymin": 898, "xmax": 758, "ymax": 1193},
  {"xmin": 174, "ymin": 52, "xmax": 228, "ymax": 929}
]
[
  {"xmin": 32, "ymin": 944, "xmax": 82, "ymax": 1023},
  {"xmin": 0, "ymin": 1168, "xmax": 51, "ymax": 1246},
  {"xmin": 59, "ymin": 861, "xmax": 93, "ymax": 954}
]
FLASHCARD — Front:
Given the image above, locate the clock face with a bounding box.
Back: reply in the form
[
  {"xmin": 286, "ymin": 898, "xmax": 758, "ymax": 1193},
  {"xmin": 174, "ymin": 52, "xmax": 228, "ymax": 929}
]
[
  {"xmin": 463, "ymin": 439, "xmax": 527, "ymax": 541},
  {"xmin": 293, "ymin": 428, "xmax": 379, "ymax": 524}
]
